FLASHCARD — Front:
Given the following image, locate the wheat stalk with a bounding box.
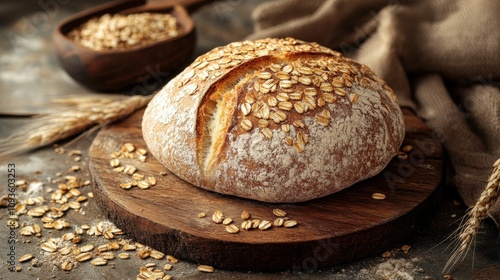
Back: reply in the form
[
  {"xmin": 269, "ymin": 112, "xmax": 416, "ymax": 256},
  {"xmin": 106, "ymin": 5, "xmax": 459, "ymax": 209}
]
[
  {"xmin": 444, "ymin": 158, "xmax": 500, "ymax": 272},
  {"xmin": 0, "ymin": 95, "xmax": 152, "ymax": 157}
]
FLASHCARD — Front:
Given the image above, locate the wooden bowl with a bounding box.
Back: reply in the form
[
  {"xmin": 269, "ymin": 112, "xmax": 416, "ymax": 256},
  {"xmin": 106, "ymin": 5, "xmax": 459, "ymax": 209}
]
[{"xmin": 53, "ymin": 0, "xmax": 196, "ymax": 92}]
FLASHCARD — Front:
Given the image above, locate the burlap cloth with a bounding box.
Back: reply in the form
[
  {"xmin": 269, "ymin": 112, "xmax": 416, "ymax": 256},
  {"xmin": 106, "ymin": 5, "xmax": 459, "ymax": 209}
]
[{"xmin": 247, "ymin": 0, "xmax": 500, "ymax": 226}]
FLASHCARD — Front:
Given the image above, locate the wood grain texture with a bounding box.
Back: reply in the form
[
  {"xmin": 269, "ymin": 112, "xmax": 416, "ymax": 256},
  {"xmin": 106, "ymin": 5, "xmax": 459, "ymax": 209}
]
[{"xmin": 89, "ymin": 107, "xmax": 443, "ymax": 271}]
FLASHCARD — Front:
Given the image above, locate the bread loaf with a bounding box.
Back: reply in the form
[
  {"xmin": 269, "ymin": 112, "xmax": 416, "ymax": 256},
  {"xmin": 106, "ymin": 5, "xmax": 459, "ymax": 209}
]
[{"xmin": 142, "ymin": 38, "xmax": 405, "ymax": 203}]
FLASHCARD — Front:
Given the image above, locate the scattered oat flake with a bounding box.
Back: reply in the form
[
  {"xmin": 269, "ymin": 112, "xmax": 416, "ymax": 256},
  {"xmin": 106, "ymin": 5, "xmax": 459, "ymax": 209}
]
[
  {"xmin": 137, "ymin": 248, "xmax": 151, "ymax": 259},
  {"xmin": 274, "ymin": 218, "xmax": 285, "ymax": 227},
  {"xmin": 69, "ymin": 149, "xmax": 82, "ymax": 156},
  {"xmin": 103, "ymin": 230, "xmax": 114, "ymax": 239},
  {"xmin": 283, "ymin": 220, "xmax": 298, "ymax": 228},
  {"xmin": 122, "ymin": 143, "xmax": 136, "ymax": 152},
  {"xmin": 137, "ymin": 180, "xmax": 150, "ymax": 189},
  {"xmin": 76, "ymin": 252, "xmax": 92, "ymax": 262},
  {"xmin": 258, "ymin": 220, "xmax": 272, "ymax": 230},
  {"xmin": 110, "ymin": 159, "xmax": 120, "ymax": 167},
  {"xmin": 222, "ymin": 218, "xmax": 233, "ymax": 225},
  {"xmin": 123, "ymin": 165, "xmax": 137, "ymax": 175},
  {"xmin": 150, "ymin": 250, "xmax": 165, "ymax": 260},
  {"xmin": 382, "ymin": 251, "xmax": 392, "ymax": 258},
  {"xmin": 123, "ymin": 244, "xmax": 137, "ymax": 251},
  {"xmin": 91, "ymin": 257, "xmax": 108, "ymax": 266},
  {"xmin": 198, "ymin": 212, "xmax": 206, "ymax": 218},
  {"xmin": 401, "ymin": 245, "xmax": 411, "ymax": 252},
  {"xmin": 132, "ymin": 173, "xmax": 144, "ymax": 180},
  {"xmin": 61, "ymin": 261, "xmax": 73, "ymax": 271},
  {"xmin": 241, "ymin": 211, "xmax": 251, "ymax": 220},
  {"xmin": 272, "ymin": 208, "xmax": 287, "ymax": 217},
  {"xmin": 166, "ymin": 255, "xmax": 179, "ymax": 263},
  {"xmin": 241, "ymin": 220, "xmax": 252, "ymax": 230},
  {"xmin": 100, "ymin": 252, "xmax": 115, "ymax": 260},
  {"xmin": 397, "ymin": 151, "xmax": 408, "ymax": 160},
  {"xmin": 136, "ymin": 148, "xmax": 148, "ymax": 155},
  {"xmin": 80, "ymin": 244, "xmax": 94, "ymax": 252},
  {"xmin": 250, "ymin": 219, "xmax": 261, "ymax": 229},
  {"xmin": 226, "ymin": 224, "xmax": 239, "ymax": 234},
  {"xmin": 197, "ymin": 265, "xmax": 215, "ymax": 273},
  {"xmin": 118, "ymin": 253, "xmax": 130, "ymax": 259},
  {"xmin": 81, "ymin": 224, "xmax": 91, "ymax": 230},
  {"xmin": 372, "ymin": 193, "xmax": 386, "ymax": 200},
  {"xmin": 402, "ymin": 145, "xmax": 414, "ymax": 153},
  {"xmin": 120, "ymin": 182, "xmax": 133, "ymax": 189},
  {"xmin": 41, "ymin": 241, "xmax": 57, "ymax": 252},
  {"xmin": 109, "ymin": 241, "xmax": 120, "ymax": 250},
  {"xmin": 18, "ymin": 254, "xmax": 33, "ymax": 263},
  {"xmin": 212, "ymin": 211, "xmax": 224, "ymax": 224},
  {"xmin": 145, "ymin": 176, "xmax": 157, "ymax": 186},
  {"xmin": 59, "ymin": 247, "xmax": 72, "ymax": 255}
]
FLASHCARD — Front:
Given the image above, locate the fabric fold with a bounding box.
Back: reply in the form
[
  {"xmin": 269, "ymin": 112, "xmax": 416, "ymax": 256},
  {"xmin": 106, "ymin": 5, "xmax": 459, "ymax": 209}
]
[{"xmin": 247, "ymin": 0, "xmax": 500, "ymax": 227}]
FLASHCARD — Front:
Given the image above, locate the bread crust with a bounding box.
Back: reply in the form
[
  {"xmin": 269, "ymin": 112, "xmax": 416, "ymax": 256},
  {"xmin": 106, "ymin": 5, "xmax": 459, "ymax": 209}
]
[{"xmin": 142, "ymin": 38, "xmax": 405, "ymax": 203}]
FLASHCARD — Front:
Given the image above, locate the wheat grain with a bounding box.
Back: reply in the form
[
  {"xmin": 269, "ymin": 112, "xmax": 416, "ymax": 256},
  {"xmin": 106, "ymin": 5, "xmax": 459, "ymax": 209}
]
[
  {"xmin": 444, "ymin": 158, "xmax": 500, "ymax": 272},
  {"xmin": 0, "ymin": 95, "xmax": 152, "ymax": 157}
]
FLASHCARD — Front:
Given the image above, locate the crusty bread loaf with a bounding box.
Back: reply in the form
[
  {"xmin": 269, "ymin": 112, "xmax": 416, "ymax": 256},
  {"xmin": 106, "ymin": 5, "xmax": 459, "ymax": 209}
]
[{"xmin": 142, "ymin": 38, "xmax": 405, "ymax": 203}]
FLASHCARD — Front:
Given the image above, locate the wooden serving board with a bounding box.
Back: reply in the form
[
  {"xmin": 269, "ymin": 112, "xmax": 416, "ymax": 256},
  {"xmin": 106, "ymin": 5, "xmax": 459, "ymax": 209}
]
[{"xmin": 89, "ymin": 108, "xmax": 443, "ymax": 271}]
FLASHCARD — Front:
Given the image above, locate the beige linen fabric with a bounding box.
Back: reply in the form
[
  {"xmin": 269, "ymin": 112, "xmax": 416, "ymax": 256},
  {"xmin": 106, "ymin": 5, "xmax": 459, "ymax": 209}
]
[{"xmin": 247, "ymin": 0, "xmax": 500, "ymax": 225}]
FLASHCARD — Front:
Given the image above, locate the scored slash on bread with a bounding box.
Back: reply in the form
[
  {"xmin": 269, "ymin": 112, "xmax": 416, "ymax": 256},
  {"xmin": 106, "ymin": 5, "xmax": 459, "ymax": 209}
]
[{"xmin": 142, "ymin": 38, "xmax": 404, "ymax": 203}]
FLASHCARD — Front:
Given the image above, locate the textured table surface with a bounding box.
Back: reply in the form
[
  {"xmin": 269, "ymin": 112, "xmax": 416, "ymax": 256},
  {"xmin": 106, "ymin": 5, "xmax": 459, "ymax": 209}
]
[{"xmin": 1, "ymin": 1, "xmax": 499, "ymax": 279}]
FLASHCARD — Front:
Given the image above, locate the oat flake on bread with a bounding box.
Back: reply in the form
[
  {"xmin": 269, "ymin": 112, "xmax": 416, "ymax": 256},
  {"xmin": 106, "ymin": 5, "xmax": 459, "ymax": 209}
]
[{"xmin": 142, "ymin": 37, "xmax": 405, "ymax": 203}]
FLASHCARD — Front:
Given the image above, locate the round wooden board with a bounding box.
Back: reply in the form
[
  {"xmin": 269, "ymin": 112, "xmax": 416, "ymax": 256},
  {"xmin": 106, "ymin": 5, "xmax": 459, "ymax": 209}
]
[{"xmin": 89, "ymin": 108, "xmax": 443, "ymax": 271}]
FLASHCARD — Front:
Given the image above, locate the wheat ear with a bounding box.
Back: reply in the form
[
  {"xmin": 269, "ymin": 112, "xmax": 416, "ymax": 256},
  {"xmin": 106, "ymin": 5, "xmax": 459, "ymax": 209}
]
[
  {"xmin": 444, "ymin": 158, "xmax": 500, "ymax": 271},
  {"xmin": 0, "ymin": 95, "xmax": 152, "ymax": 157}
]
